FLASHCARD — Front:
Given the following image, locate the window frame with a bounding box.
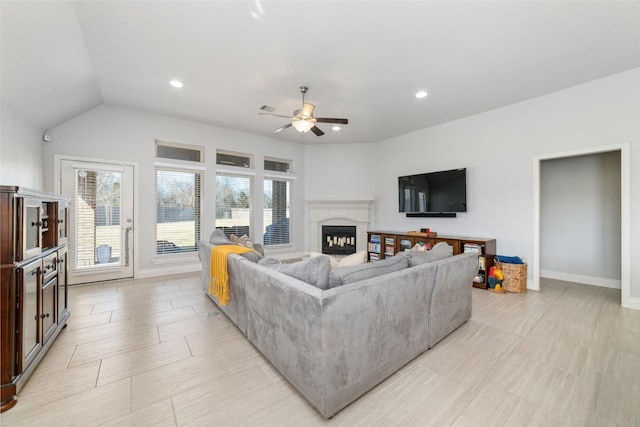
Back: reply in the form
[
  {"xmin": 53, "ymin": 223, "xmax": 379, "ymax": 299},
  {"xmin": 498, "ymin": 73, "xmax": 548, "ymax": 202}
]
[
  {"xmin": 155, "ymin": 139, "xmax": 205, "ymax": 163},
  {"xmin": 153, "ymin": 161, "xmax": 205, "ymax": 261},
  {"xmin": 263, "ymin": 171, "xmax": 295, "ymax": 248},
  {"xmin": 215, "ymin": 168, "xmax": 256, "ymax": 241}
]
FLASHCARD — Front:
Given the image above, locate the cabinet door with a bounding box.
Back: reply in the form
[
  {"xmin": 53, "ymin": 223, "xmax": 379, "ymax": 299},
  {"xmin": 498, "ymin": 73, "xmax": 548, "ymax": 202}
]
[
  {"xmin": 367, "ymin": 234, "xmax": 381, "ymax": 261},
  {"xmin": 42, "ymin": 278, "xmax": 57, "ymax": 344},
  {"xmin": 22, "ymin": 198, "xmax": 43, "ymax": 260},
  {"xmin": 398, "ymin": 237, "xmax": 413, "ymax": 252},
  {"xmin": 57, "ymin": 247, "xmax": 68, "ymax": 322},
  {"xmin": 57, "ymin": 201, "xmax": 68, "ymax": 245},
  {"xmin": 19, "ymin": 259, "xmax": 41, "ymax": 370},
  {"xmin": 383, "ymin": 236, "xmax": 396, "ymax": 257}
]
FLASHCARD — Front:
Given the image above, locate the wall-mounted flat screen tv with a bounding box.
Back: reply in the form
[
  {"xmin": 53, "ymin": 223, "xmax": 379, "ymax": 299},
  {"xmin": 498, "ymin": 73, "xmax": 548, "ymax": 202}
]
[{"xmin": 398, "ymin": 168, "xmax": 467, "ymax": 213}]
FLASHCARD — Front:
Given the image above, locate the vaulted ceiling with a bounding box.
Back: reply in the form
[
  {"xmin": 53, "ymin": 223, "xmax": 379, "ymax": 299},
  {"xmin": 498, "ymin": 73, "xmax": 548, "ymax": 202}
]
[{"xmin": 2, "ymin": 1, "xmax": 639, "ymax": 144}]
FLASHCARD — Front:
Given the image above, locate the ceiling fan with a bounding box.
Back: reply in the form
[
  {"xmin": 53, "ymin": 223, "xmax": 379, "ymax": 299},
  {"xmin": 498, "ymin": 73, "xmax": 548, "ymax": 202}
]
[{"xmin": 259, "ymin": 86, "xmax": 348, "ymax": 136}]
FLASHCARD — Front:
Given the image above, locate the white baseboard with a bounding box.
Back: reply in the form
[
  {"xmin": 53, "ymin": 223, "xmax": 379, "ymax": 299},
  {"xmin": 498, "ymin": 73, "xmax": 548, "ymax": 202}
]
[
  {"xmin": 540, "ymin": 270, "xmax": 621, "ymax": 289},
  {"xmin": 136, "ymin": 263, "xmax": 201, "ymax": 279},
  {"xmin": 622, "ymin": 296, "xmax": 640, "ymax": 310}
]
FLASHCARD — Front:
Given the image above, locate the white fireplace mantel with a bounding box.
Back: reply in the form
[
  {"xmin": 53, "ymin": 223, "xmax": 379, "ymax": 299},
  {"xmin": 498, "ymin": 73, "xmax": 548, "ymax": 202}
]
[{"xmin": 307, "ymin": 200, "xmax": 373, "ymax": 254}]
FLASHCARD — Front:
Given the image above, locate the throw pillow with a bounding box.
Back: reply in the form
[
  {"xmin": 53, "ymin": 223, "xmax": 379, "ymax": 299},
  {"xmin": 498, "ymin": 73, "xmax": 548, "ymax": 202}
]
[
  {"xmin": 209, "ymin": 229, "xmax": 262, "ymax": 262},
  {"xmin": 407, "ymin": 242, "xmax": 453, "ymax": 267},
  {"xmin": 329, "ymin": 255, "xmax": 409, "ymax": 288},
  {"xmin": 209, "ymin": 229, "xmax": 231, "ymax": 245},
  {"xmin": 335, "ymin": 250, "xmax": 368, "ymax": 268},
  {"xmin": 308, "ymin": 250, "xmax": 368, "ymax": 270},
  {"xmin": 258, "ymin": 256, "xmax": 331, "ymax": 290},
  {"xmin": 235, "ymin": 234, "xmax": 254, "ymax": 249},
  {"xmin": 240, "ymin": 250, "xmax": 263, "ymax": 263}
]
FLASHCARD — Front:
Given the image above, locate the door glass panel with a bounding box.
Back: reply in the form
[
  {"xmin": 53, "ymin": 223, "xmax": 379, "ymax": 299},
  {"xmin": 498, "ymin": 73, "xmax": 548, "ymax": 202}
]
[
  {"xmin": 22, "ymin": 261, "xmax": 40, "ymax": 364},
  {"xmin": 75, "ymin": 169, "xmax": 122, "ymax": 270},
  {"xmin": 58, "ymin": 203, "xmax": 68, "ymax": 242},
  {"xmin": 42, "ymin": 278, "xmax": 56, "ymax": 342},
  {"xmin": 25, "ymin": 204, "xmax": 40, "ymax": 252}
]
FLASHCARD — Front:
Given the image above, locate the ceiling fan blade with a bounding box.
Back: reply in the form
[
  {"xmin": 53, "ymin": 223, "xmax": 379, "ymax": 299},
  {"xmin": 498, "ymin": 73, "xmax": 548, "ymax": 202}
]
[
  {"xmin": 301, "ymin": 103, "xmax": 315, "ymax": 118},
  {"xmin": 315, "ymin": 118, "xmax": 349, "ymax": 125},
  {"xmin": 274, "ymin": 123, "xmax": 292, "ymax": 133},
  {"xmin": 310, "ymin": 125, "xmax": 325, "ymax": 136},
  {"xmin": 259, "ymin": 112, "xmax": 295, "ymax": 119}
]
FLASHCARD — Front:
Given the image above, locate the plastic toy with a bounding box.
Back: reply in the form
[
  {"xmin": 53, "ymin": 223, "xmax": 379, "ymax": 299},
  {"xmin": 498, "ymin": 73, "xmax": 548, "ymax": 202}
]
[{"xmin": 487, "ymin": 265, "xmax": 505, "ymax": 293}]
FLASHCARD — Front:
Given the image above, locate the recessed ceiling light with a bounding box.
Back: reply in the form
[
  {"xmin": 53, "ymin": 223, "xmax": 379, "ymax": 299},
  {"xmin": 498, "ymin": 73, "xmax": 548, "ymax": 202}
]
[
  {"xmin": 415, "ymin": 91, "xmax": 428, "ymax": 99},
  {"xmin": 332, "ymin": 126, "xmax": 341, "ymax": 131},
  {"xmin": 170, "ymin": 80, "xmax": 183, "ymax": 88}
]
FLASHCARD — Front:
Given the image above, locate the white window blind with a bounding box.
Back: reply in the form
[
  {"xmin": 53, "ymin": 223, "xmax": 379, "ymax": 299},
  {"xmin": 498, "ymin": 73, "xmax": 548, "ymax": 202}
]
[
  {"xmin": 263, "ymin": 157, "xmax": 293, "ymax": 247},
  {"xmin": 215, "ymin": 173, "xmax": 254, "ymax": 239},
  {"xmin": 155, "ymin": 167, "xmax": 202, "ymax": 255},
  {"xmin": 263, "ymin": 178, "xmax": 291, "ymax": 246}
]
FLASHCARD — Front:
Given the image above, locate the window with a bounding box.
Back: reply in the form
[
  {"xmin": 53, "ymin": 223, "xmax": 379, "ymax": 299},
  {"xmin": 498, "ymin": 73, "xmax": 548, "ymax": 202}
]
[
  {"xmin": 156, "ymin": 140, "xmax": 204, "ymax": 163},
  {"xmin": 215, "ymin": 173, "xmax": 254, "ymax": 238},
  {"xmin": 217, "ymin": 151, "xmax": 252, "ymax": 168},
  {"xmin": 155, "ymin": 166, "xmax": 202, "ymax": 255},
  {"xmin": 75, "ymin": 168, "xmax": 123, "ymax": 267},
  {"xmin": 215, "ymin": 150, "xmax": 254, "ymax": 238},
  {"xmin": 264, "ymin": 157, "xmax": 294, "ymax": 247}
]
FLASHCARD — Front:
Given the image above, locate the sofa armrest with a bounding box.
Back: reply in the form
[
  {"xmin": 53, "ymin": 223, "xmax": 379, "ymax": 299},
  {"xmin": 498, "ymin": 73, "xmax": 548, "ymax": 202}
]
[
  {"xmin": 198, "ymin": 240, "xmax": 214, "ymax": 293},
  {"xmin": 428, "ymin": 252, "xmax": 477, "ymax": 348},
  {"xmin": 198, "ymin": 242, "xmax": 251, "ymax": 333}
]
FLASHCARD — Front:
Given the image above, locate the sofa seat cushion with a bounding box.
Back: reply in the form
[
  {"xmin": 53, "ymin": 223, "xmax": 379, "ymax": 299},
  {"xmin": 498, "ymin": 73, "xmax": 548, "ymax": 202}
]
[
  {"xmin": 329, "ymin": 255, "xmax": 409, "ymax": 288},
  {"xmin": 258, "ymin": 256, "xmax": 331, "ymax": 290},
  {"xmin": 407, "ymin": 242, "xmax": 453, "ymax": 267}
]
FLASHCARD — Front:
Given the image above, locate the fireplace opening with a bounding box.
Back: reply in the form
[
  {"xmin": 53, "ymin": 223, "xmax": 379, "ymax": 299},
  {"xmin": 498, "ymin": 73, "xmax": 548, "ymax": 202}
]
[{"xmin": 322, "ymin": 225, "xmax": 357, "ymax": 256}]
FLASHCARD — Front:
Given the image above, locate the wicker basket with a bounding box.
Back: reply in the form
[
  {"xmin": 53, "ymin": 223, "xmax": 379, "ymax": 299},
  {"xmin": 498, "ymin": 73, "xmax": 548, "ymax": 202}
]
[{"xmin": 494, "ymin": 259, "xmax": 527, "ymax": 293}]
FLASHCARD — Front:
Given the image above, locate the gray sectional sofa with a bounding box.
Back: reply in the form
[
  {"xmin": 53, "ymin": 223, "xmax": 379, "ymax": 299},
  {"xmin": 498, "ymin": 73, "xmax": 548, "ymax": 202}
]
[{"xmin": 198, "ymin": 239, "xmax": 478, "ymax": 418}]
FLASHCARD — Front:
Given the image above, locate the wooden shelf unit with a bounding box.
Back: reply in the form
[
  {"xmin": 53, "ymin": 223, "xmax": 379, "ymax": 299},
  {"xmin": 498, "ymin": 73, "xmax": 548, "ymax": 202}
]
[
  {"xmin": 367, "ymin": 231, "xmax": 496, "ymax": 289},
  {"xmin": 1, "ymin": 186, "xmax": 70, "ymax": 412}
]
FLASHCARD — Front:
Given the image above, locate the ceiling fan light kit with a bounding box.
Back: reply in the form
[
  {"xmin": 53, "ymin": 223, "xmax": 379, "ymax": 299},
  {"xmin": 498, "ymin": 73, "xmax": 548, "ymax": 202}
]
[
  {"xmin": 259, "ymin": 86, "xmax": 349, "ymax": 136},
  {"xmin": 292, "ymin": 119, "xmax": 314, "ymax": 133}
]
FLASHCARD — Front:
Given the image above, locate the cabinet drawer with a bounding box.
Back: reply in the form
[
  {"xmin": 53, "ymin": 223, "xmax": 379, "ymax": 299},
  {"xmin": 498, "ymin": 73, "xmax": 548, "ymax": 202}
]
[{"xmin": 42, "ymin": 253, "xmax": 57, "ymax": 283}]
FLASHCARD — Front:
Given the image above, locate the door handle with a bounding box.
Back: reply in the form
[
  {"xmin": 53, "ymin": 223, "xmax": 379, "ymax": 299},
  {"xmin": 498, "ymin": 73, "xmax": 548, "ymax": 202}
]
[{"xmin": 125, "ymin": 226, "xmax": 132, "ymax": 267}]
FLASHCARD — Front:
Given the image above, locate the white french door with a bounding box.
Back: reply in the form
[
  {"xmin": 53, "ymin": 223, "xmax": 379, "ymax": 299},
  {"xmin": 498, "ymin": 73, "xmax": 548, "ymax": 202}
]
[{"xmin": 60, "ymin": 159, "xmax": 135, "ymax": 284}]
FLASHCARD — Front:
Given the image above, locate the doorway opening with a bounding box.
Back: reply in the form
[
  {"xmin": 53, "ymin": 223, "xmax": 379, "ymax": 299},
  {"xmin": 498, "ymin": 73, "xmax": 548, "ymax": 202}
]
[{"xmin": 533, "ymin": 144, "xmax": 631, "ymax": 308}]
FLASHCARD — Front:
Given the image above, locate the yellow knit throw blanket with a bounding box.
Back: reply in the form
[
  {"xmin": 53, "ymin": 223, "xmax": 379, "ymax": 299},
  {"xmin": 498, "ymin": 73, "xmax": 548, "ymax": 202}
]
[{"xmin": 210, "ymin": 245, "xmax": 256, "ymax": 306}]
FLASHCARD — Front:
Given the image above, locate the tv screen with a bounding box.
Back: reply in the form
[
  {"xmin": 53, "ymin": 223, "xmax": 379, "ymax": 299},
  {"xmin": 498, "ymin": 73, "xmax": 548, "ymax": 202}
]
[{"xmin": 398, "ymin": 168, "xmax": 467, "ymax": 213}]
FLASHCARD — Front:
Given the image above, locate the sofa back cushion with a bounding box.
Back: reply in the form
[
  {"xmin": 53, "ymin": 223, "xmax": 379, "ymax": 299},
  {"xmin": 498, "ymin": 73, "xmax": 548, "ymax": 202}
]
[
  {"xmin": 407, "ymin": 242, "xmax": 453, "ymax": 267},
  {"xmin": 329, "ymin": 255, "xmax": 409, "ymax": 288},
  {"xmin": 258, "ymin": 256, "xmax": 331, "ymax": 290}
]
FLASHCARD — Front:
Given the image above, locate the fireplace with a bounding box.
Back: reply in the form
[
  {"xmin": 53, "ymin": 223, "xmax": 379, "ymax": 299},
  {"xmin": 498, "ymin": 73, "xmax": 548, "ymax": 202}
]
[
  {"xmin": 307, "ymin": 200, "xmax": 372, "ymax": 255},
  {"xmin": 322, "ymin": 225, "xmax": 357, "ymax": 255}
]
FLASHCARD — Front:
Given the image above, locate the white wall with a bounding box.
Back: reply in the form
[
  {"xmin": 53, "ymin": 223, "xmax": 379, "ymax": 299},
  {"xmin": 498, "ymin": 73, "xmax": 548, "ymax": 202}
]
[
  {"xmin": 10, "ymin": 68, "xmax": 640, "ymax": 302},
  {"xmin": 43, "ymin": 105, "xmax": 306, "ymax": 277},
  {"xmin": 304, "ymin": 143, "xmax": 375, "ymax": 201},
  {"xmin": 369, "ymin": 68, "xmax": 639, "ymax": 299},
  {"xmin": 0, "ymin": 102, "xmax": 45, "ymax": 189},
  {"xmin": 540, "ymin": 152, "xmax": 621, "ymax": 287}
]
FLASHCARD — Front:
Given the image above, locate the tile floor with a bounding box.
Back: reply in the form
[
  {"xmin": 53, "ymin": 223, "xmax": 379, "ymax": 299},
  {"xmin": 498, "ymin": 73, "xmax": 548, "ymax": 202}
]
[{"xmin": 1, "ymin": 274, "xmax": 639, "ymax": 426}]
